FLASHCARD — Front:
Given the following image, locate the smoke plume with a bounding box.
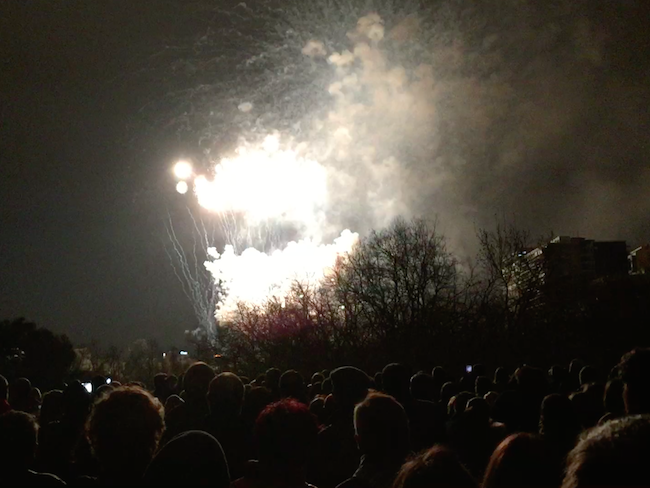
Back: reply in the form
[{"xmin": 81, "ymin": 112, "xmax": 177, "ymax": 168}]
[{"xmin": 157, "ymin": 0, "xmax": 649, "ymax": 252}]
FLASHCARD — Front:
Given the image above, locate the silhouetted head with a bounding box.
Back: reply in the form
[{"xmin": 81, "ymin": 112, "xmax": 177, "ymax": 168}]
[
  {"xmin": 164, "ymin": 394, "xmax": 184, "ymax": 414},
  {"xmin": 603, "ymin": 378, "xmax": 625, "ymax": 417},
  {"xmin": 242, "ymin": 386, "xmax": 273, "ymax": 426},
  {"xmin": 0, "ymin": 411, "xmax": 38, "ymax": 471},
  {"xmin": 514, "ymin": 366, "xmax": 548, "ymax": 395},
  {"xmin": 255, "ymin": 398, "xmax": 318, "ymax": 472},
  {"xmin": 448, "ymin": 391, "xmax": 473, "ymax": 418},
  {"xmin": 330, "ymin": 366, "xmax": 370, "ymax": 407},
  {"xmin": 484, "ymin": 391, "xmax": 499, "ymax": 408},
  {"xmin": 309, "ymin": 381, "xmax": 322, "ymax": 398},
  {"xmin": 86, "ymin": 386, "xmax": 165, "ymax": 476},
  {"xmin": 0, "ymin": 374, "xmax": 8, "ymax": 400},
  {"xmin": 309, "ymin": 396, "xmax": 326, "ymax": 423},
  {"xmin": 40, "ymin": 389, "xmax": 64, "ymax": 425},
  {"xmin": 208, "ymin": 372, "xmax": 244, "ymax": 416},
  {"xmin": 9, "ymin": 377, "xmax": 32, "ymax": 412},
  {"xmin": 569, "ymin": 359, "xmax": 584, "ymax": 378},
  {"xmin": 549, "ymin": 365, "xmax": 569, "ymax": 383},
  {"xmin": 321, "ymin": 377, "xmax": 333, "ymax": 395},
  {"xmin": 382, "ymin": 363, "xmax": 411, "ymax": 400},
  {"xmin": 440, "ymin": 381, "xmax": 458, "ymax": 406},
  {"xmin": 563, "ymin": 415, "xmax": 650, "ymax": 488},
  {"xmin": 183, "ymin": 362, "xmax": 215, "ymax": 402},
  {"xmin": 617, "ymin": 348, "xmax": 650, "ymax": 414},
  {"xmin": 578, "ymin": 366, "xmax": 598, "ymax": 386},
  {"xmin": 374, "ymin": 372, "xmax": 383, "ymax": 391},
  {"xmin": 483, "ymin": 433, "xmax": 561, "ymax": 488},
  {"xmin": 94, "ymin": 384, "xmax": 114, "ymax": 400},
  {"xmin": 494, "ymin": 367, "xmax": 510, "ymax": 386},
  {"xmin": 92, "ymin": 375, "xmax": 107, "ymax": 392},
  {"xmin": 144, "ymin": 430, "xmax": 230, "ymax": 488},
  {"xmin": 166, "ymin": 374, "xmax": 178, "ymax": 392},
  {"xmin": 410, "ymin": 372, "xmax": 435, "ymax": 401},
  {"xmin": 354, "ymin": 392, "xmax": 409, "ymax": 462},
  {"xmin": 393, "ymin": 445, "xmax": 477, "ymax": 488},
  {"xmin": 432, "ymin": 366, "xmax": 448, "ymax": 384},
  {"xmin": 473, "ymin": 364, "xmax": 486, "ymax": 378},
  {"xmin": 475, "ymin": 376, "xmax": 494, "ymax": 397},
  {"xmin": 540, "ymin": 394, "xmax": 580, "ymax": 440},
  {"xmin": 466, "ymin": 397, "xmax": 490, "ymax": 424},
  {"xmin": 30, "ymin": 387, "xmax": 42, "ymax": 412},
  {"xmin": 324, "ymin": 393, "xmax": 336, "ymax": 418},
  {"xmin": 154, "ymin": 373, "xmax": 168, "ymax": 393},
  {"xmin": 570, "ymin": 392, "xmax": 592, "ymax": 429},
  {"xmin": 265, "ymin": 368, "xmax": 281, "ymax": 392},
  {"xmin": 280, "ymin": 370, "xmax": 306, "ymax": 401},
  {"xmin": 63, "ymin": 380, "xmax": 91, "ymax": 421},
  {"xmin": 492, "ymin": 390, "xmax": 523, "ymax": 432}
]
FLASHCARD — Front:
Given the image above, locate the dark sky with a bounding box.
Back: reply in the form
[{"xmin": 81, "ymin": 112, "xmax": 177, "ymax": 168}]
[
  {"xmin": 1, "ymin": 1, "xmax": 649, "ymax": 348},
  {"xmin": 1, "ymin": 1, "xmax": 198, "ymax": 347}
]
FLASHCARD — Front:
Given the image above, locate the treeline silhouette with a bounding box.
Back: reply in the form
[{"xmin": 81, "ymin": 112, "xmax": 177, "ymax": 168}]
[
  {"xmin": 209, "ymin": 219, "xmax": 650, "ymax": 377},
  {"xmin": 3, "ymin": 219, "xmax": 649, "ymax": 390}
]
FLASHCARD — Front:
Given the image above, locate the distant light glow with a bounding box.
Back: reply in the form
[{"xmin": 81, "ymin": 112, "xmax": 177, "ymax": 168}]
[
  {"xmin": 106, "ymin": 377, "xmax": 112, "ymax": 384},
  {"xmin": 174, "ymin": 160, "xmax": 193, "ymax": 180},
  {"xmin": 83, "ymin": 382, "xmax": 92, "ymax": 393},
  {"xmin": 176, "ymin": 181, "xmax": 189, "ymax": 194},
  {"xmin": 238, "ymin": 102, "xmax": 253, "ymax": 112},
  {"xmin": 162, "ymin": 352, "xmax": 166, "ymax": 358},
  {"xmin": 179, "ymin": 350, "xmax": 189, "ymax": 356}
]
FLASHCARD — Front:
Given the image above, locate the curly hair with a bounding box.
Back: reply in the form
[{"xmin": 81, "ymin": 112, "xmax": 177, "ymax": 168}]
[
  {"xmin": 563, "ymin": 415, "xmax": 650, "ymax": 488},
  {"xmin": 86, "ymin": 386, "xmax": 164, "ymax": 471}
]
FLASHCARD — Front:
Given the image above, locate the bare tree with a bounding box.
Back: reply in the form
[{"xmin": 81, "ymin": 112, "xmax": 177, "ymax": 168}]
[
  {"xmin": 335, "ymin": 218, "xmax": 458, "ymax": 343},
  {"xmin": 217, "ymin": 217, "xmax": 461, "ymax": 372},
  {"xmin": 123, "ymin": 339, "xmax": 162, "ymax": 386},
  {"xmin": 476, "ymin": 218, "xmax": 547, "ymax": 329}
]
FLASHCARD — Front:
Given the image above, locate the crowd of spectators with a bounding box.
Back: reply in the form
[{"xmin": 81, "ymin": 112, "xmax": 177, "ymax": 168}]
[{"xmin": 2, "ymin": 347, "xmax": 650, "ymax": 487}]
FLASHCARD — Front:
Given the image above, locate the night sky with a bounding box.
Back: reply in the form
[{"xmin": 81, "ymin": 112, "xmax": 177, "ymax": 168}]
[
  {"xmin": 1, "ymin": 2, "xmax": 198, "ymax": 347},
  {"xmin": 2, "ymin": 1, "xmax": 649, "ymax": 348}
]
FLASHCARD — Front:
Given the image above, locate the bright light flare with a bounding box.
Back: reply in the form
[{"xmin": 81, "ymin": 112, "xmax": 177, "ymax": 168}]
[
  {"xmin": 176, "ymin": 181, "xmax": 189, "ymax": 194},
  {"xmin": 205, "ymin": 230, "xmax": 358, "ymax": 321},
  {"xmin": 194, "ymin": 135, "xmax": 327, "ymax": 224},
  {"xmin": 174, "ymin": 160, "xmax": 193, "ymax": 180}
]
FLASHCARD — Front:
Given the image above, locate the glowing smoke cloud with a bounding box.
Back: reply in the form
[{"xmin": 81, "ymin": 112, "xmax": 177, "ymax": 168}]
[
  {"xmin": 173, "ymin": 134, "xmax": 357, "ymax": 323},
  {"xmin": 205, "ymin": 230, "xmax": 358, "ymax": 322},
  {"xmin": 175, "ymin": 12, "xmax": 443, "ymax": 325}
]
